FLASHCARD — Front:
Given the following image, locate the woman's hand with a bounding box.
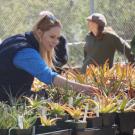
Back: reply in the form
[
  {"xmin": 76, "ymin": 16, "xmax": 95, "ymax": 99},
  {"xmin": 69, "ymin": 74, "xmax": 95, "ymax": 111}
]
[{"xmin": 78, "ymin": 84, "xmax": 101, "ymax": 96}]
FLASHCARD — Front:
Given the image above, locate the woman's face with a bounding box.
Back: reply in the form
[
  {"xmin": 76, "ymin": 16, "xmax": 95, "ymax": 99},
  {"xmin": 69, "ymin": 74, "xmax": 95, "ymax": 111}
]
[
  {"xmin": 39, "ymin": 26, "xmax": 61, "ymax": 51},
  {"xmin": 88, "ymin": 20, "xmax": 98, "ymax": 33}
]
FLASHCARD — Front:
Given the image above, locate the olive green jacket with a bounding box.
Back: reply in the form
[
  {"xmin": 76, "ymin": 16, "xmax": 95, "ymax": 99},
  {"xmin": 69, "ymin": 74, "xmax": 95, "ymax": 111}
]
[
  {"xmin": 131, "ymin": 35, "xmax": 135, "ymax": 54},
  {"xmin": 81, "ymin": 32, "xmax": 135, "ymax": 73}
]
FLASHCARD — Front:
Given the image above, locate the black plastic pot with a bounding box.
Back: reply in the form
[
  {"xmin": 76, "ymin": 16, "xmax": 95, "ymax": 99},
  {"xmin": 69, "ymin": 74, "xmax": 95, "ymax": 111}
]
[
  {"xmin": 36, "ymin": 129, "xmax": 72, "ymax": 135},
  {"xmin": 116, "ymin": 112, "xmax": 135, "ymax": 135},
  {"xmin": 100, "ymin": 113, "xmax": 116, "ymax": 128},
  {"xmin": 64, "ymin": 120, "xmax": 87, "ymax": 130},
  {"xmin": 100, "ymin": 127, "xmax": 115, "ymax": 135},
  {"xmin": 0, "ymin": 129, "xmax": 9, "ymax": 135},
  {"xmin": 56, "ymin": 118, "xmax": 67, "ymax": 129},
  {"xmin": 87, "ymin": 116, "xmax": 102, "ymax": 128},
  {"xmin": 64, "ymin": 120, "xmax": 87, "ymax": 135},
  {"xmin": 34, "ymin": 117, "xmax": 41, "ymax": 126}
]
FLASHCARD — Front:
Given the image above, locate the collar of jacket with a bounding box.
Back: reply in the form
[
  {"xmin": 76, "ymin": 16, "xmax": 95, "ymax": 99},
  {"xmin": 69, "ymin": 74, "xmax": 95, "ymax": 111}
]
[{"xmin": 25, "ymin": 31, "xmax": 39, "ymax": 51}]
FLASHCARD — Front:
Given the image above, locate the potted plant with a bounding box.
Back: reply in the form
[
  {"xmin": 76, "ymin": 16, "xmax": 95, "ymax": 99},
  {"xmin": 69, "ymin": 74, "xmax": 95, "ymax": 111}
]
[
  {"xmin": 36, "ymin": 115, "xmax": 71, "ymax": 135},
  {"xmin": 63, "ymin": 105, "xmax": 87, "ymax": 132},
  {"xmin": 115, "ymin": 93, "xmax": 135, "ymax": 135},
  {"xmin": 0, "ymin": 100, "xmax": 37, "ymax": 135},
  {"xmin": 0, "ymin": 102, "xmax": 17, "ymax": 135}
]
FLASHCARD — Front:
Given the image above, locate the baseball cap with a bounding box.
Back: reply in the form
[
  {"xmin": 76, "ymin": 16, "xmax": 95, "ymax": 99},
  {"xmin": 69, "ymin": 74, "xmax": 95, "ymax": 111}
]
[{"xmin": 87, "ymin": 13, "xmax": 107, "ymax": 27}]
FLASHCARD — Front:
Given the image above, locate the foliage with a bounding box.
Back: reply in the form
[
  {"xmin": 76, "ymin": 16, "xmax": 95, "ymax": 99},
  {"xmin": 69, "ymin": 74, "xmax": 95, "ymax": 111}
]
[
  {"xmin": 39, "ymin": 115, "xmax": 59, "ymax": 126},
  {"xmin": 24, "ymin": 96, "xmax": 46, "ymax": 111},
  {"xmin": 63, "ymin": 105, "xmax": 84, "ymax": 121},
  {"xmin": 64, "ymin": 63, "xmax": 135, "ymax": 113},
  {"xmin": 0, "ymin": 0, "xmax": 134, "ymax": 66},
  {"xmin": 31, "ymin": 78, "xmax": 47, "ymax": 92},
  {"xmin": 47, "ymin": 102, "xmax": 65, "ymax": 117},
  {"xmin": 0, "ymin": 102, "xmax": 17, "ymax": 129},
  {"xmin": 0, "ymin": 101, "xmax": 37, "ymax": 129},
  {"xmin": 0, "ymin": 0, "xmax": 134, "ymax": 41},
  {"xmin": 0, "ymin": 0, "xmax": 89, "ymax": 42}
]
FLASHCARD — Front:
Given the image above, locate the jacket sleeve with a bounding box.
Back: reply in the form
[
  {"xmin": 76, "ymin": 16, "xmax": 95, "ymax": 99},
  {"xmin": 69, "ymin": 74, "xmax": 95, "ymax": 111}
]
[
  {"xmin": 114, "ymin": 35, "xmax": 135, "ymax": 63},
  {"xmin": 83, "ymin": 34, "xmax": 90, "ymax": 59},
  {"xmin": 13, "ymin": 48, "xmax": 58, "ymax": 85},
  {"xmin": 130, "ymin": 35, "xmax": 135, "ymax": 54}
]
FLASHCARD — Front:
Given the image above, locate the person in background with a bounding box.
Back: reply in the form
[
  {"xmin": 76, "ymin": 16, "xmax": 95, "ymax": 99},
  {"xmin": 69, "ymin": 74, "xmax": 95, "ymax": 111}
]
[
  {"xmin": 81, "ymin": 13, "xmax": 135, "ymax": 73},
  {"xmin": 0, "ymin": 11, "xmax": 99, "ymax": 103},
  {"xmin": 39, "ymin": 11, "xmax": 68, "ymax": 73}
]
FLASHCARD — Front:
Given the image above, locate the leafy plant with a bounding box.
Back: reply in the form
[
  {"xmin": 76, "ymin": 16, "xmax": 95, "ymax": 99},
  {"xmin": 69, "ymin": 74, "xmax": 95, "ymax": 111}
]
[
  {"xmin": 0, "ymin": 101, "xmax": 37, "ymax": 129},
  {"xmin": 39, "ymin": 115, "xmax": 59, "ymax": 126},
  {"xmin": 63, "ymin": 105, "xmax": 84, "ymax": 121},
  {"xmin": 31, "ymin": 78, "xmax": 48, "ymax": 92},
  {"xmin": 47, "ymin": 102, "xmax": 65, "ymax": 117},
  {"xmin": 0, "ymin": 102, "xmax": 17, "ymax": 129},
  {"xmin": 24, "ymin": 96, "xmax": 46, "ymax": 110}
]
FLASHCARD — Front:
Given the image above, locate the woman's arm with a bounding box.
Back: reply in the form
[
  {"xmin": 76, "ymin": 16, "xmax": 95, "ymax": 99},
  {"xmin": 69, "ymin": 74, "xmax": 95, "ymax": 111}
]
[
  {"xmin": 53, "ymin": 75, "xmax": 98, "ymax": 95},
  {"xmin": 13, "ymin": 48, "xmax": 58, "ymax": 85},
  {"xmin": 13, "ymin": 48, "xmax": 99, "ymax": 95},
  {"xmin": 114, "ymin": 35, "xmax": 135, "ymax": 63}
]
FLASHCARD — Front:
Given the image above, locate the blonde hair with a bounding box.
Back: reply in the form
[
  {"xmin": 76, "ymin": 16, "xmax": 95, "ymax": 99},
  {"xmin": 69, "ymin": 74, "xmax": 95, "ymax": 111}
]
[
  {"xmin": 32, "ymin": 11, "xmax": 62, "ymax": 69},
  {"xmin": 96, "ymin": 25, "xmax": 117, "ymax": 39},
  {"xmin": 104, "ymin": 26, "xmax": 117, "ymax": 35}
]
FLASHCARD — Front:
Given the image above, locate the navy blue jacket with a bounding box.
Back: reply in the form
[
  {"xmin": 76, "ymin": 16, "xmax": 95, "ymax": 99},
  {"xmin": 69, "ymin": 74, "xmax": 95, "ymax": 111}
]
[{"xmin": 0, "ymin": 32, "xmax": 39, "ymax": 101}]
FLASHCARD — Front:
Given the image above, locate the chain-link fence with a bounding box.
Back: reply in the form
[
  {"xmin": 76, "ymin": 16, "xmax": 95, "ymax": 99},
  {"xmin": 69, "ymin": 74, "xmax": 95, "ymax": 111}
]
[{"xmin": 0, "ymin": 0, "xmax": 135, "ymax": 66}]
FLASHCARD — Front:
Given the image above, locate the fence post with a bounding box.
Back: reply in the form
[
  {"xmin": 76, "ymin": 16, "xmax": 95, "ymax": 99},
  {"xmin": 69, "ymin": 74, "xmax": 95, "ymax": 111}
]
[{"xmin": 90, "ymin": 0, "xmax": 94, "ymax": 14}]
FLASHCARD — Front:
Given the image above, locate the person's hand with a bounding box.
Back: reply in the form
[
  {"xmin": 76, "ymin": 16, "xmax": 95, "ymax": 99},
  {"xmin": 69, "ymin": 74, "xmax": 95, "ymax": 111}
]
[{"xmin": 79, "ymin": 84, "xmax": 101, "ymax": 96}]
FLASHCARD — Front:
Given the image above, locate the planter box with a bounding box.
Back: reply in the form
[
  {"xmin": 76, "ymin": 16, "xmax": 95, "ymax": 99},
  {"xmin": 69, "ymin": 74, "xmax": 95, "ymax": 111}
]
[
  {"xmin": 76, "ymin": 127, "xmax": 115, "ymax": 135},
  {"xmin": 100, "ymin": 127, "xmax": 115, "ymax": 135},
  {"xmin": 0, "ymin": 128, "xmax": 33, "ymax": 135},
  {"xmin": 36, "ymin": 129, "xmax": 72, "ymax": 135},
  {"xmin": 116, "ymin": 112, "xmax": 135, "ymax": 135},
  {"xmin": 12, "ymin": 128, "xmax": 32, "ymax": 135},
  {"xmin": 76, "ymin": 128, "xmax": 101, "ymax": 135}
]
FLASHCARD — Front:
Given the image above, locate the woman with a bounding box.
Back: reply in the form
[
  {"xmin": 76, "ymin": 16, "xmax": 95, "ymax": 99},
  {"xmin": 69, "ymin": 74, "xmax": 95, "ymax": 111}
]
[
  {"xmin": 0, "ymin": 11, "xmax": 98, "ymax": 102},
  {"xmin": 40, "ymin": 11, "xmax": 68, "ymax": 73},
  {"xmin": 81, "ymin": 13, "xmax": 135, "ymax": 73}
]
